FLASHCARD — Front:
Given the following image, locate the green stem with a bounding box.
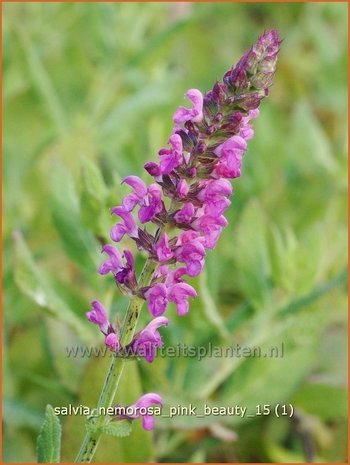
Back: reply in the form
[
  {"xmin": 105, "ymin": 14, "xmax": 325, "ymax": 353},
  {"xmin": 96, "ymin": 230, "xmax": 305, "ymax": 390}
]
[{"xmin": 74, "ymin": 259, "xmax": 157, "ymax": 463}]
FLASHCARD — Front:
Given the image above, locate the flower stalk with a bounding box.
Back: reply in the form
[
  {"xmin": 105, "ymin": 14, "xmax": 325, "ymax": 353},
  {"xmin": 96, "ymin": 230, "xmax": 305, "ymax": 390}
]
[
  {"xmin": 75, "ymin": 259, "xmax": 156, "ymax": 462},
  {"xmin": 75, "ymin": 29, "xmax": 281, "ymax": 462}
]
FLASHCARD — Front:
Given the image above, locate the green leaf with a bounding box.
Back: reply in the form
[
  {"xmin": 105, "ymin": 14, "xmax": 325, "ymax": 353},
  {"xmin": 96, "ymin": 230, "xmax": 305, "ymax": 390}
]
[
  {"xmin": 45, "ymin": 318, "xmax": 85, "ymax": 393},
  {"xmin": 218, "ymin": 307, "xmax": 332, "ymax": 426},
  {"xmin": 81, "ymin": 157, "xmax": 107, "ymax": 201},
  {"xmin": 80, "ymin": 158, "xmax": 111, "ymax": 238},
  {"xmin": 36, "ymin": 405, "xmax": 62, "ymax": 463},
  {"xmin": 268, "ymin": 224, "xmax": 323, "ymax": 297},
  {"xmin": 50, "ymin": 162, "xmax": 99, "ymax": 274},
  {"xmin": 199, "ymin": 268, "xmax": 229, "ymax": 339},
  {"xmin": 101, "ymin": 420, "xmax": 132, "ymax": 438},
  {"xmin": 13, "ymin": 231, "xmax": 94, "ymax": 345},
  {"xmin": 16, "ymin": 29, "xmax": 67, "ymax": 136},
  {"xmin": 291, "ymin": 384, "xmax": 347, "ymax": 421},
  {"xmin": 233, "ymin": 199, "xmax": 271, "ymax": 310},
  {"xmin": 288, "ymin": 101, "xmax": 337, "ymax": 174}
]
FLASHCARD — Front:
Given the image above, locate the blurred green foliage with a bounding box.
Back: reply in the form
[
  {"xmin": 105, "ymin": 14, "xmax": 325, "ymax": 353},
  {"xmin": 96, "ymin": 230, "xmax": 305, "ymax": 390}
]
[{"xmin": 3, "ymin": 2, "xmax": 347, "ymax": 463}]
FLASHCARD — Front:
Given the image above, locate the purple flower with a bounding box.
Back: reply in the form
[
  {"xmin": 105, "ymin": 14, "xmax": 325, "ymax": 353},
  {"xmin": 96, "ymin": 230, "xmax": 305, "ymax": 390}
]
[
  {"xmin": 173, "ymin": 89, "xmax": 204, "ymax": 125},
  {"xmin": 110, "ymin": 207, "xmax": 138, "ymax": 242},
  {"xmin": 99, "ymin": 30, "xmax": 280, "ymax": 322},
  {"xmin": 105, "ymin": 332, "xmax": 120, "ymax": 352},
  {"xmin": 128, "ymin": 316, "xmax": 169, "ymax": 362},
  {"xmin": 95, "ymin": 29, "xmax": 280, "ymax": 382},
  {"xmin": 98, "ymin": 244, "xmax": 123, "ymax": 275},
  {"xmin": 158, "ymin": 134, "xmax": 183, "ymax": 175},
  {"xmin": 156, "ymin": 265, "xmax": 188, "ymax": 286},
  {"xmin": 86, "ymin": 301, "xmax": 120, "ymax": 351},
  {"xmin": 153, "ymin": 264, "xmax": 170, "ymax": 280},
  {"xmin": 239, "ymin": 109, "xmax": 260, "ymax": 140},
  {"xmin": 138, "ymin": 184, "xmax": 163, "ymax": 224},
  {"xmin": 99, "ymin": 246, "xmax": 137, "ymax": 290},
  {"xmin": 90, "ymin": 31, "xmax": 280, "ymax": 440},
  {"xmin": 115, "ymin": 250, "xmax": 137, "ymax": 288},
  {"xmin": 121, "ymin": 178, "xmax": 163, "ymax": 224},
  {"xmin": 144, "ymin": 161, "xmax": 161, "ymax": 179},
  {"xmin": 144, "ymin": 283, "xmax": 168, "ymax": 317},
  {"xmin": 225, "ymin": 29, "xmax": 281, "ymax": 93},
  {"xmin": 198, "ymin": 179, "xmax": 233, "ymax": 216},
  {"xmin": 176, "ymin": 179, "xmax": 189, "ymax": 198},
  {"xmin": 166, "ymin": 267, "xmax": 188, "ymax": 285},
  {"xmin": 175, "ymin": 240, "xmax": 206, "ymax": 277},
  {"xmin": 168, "ymin": 283, "xmax": 197, "ymax": 316},
  {"xmin": 155, "ymin": 233, "xmax": 174, "ymax": 262},
  {"xmin": 122, "ymin": 176, "xmax": 148, "ymax": 211},
  {"xmin": 256, "ymin": 29, "xmax": 281, "ymax": 60},
  {"xmin": 177, "ymin": 230, "xmax": 202, "ymax": 245},
  {"xmin": 86, "ymin": 300, "xmax": 110, "ymax": 334},
  {"xmin": 192, "ymin": 214, "xmax": 228, "ymax": 249},
  {"xmin": 174, "ymin": 203, "xmax": 195, "ymax": 224},
  {"xmin": 213, "ymin": 135, "xmax": 247, "ymax": 179},
  {"xmin": 115, "ymin": 393, "xmax": 163, "ymax": 431}
]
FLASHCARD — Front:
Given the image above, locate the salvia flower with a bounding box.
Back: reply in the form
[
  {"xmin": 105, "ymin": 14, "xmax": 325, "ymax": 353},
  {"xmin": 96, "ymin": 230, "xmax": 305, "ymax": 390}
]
[
  {"xmin": 158, "ymin": 134, "xmax": 184, "ymax": 175},
  {"xmin": 126, "ymin": 316, "xmax": 169, "ymax": 362},
  {"xmin": 98, "ymin": 246, "xmax": 137, "ymax": 290},
  {"xmin": 89, "ymin": 28, "xmax": 280, "ymax": 327},
  {"xmin": 87, "ymin": 31, "xmax": 280, "ymax": 428},
  {"xmin": 94, "ymin": 29, "xmax": 280, "ymax": 320},
  {"xmin": 114, "ymin": 393, "xmax": 163, "ymax": 431},
  {"xmin": 110, "ymin": 207, "xmax": 138, "ymax": 242},
  {"xmin": 86, "ymin": 301, "xmax": 120, "ymax": 351},
  {"xmin": 144, "ymin": 283, "xmax": 168, "ymax": 317},
  {"xmin": 173, "ymin": 89, "xmax": 204, "ymax": 126}
]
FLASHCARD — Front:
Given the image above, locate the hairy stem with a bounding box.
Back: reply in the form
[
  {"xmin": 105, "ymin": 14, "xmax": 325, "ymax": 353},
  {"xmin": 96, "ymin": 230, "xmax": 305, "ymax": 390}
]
[{"xmin": 74, "ymin": 258, "xmax": 157, "ymax": 463}]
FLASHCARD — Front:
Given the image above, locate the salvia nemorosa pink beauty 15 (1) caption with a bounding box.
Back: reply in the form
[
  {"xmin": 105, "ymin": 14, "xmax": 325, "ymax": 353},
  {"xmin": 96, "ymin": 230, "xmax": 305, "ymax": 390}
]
[{"xmin": 86, "ymin": 29, "xmax": 281, "ymax": 434}]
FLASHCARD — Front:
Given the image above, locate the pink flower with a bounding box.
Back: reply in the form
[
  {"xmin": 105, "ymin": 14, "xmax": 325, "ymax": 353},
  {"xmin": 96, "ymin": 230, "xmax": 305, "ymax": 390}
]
[
  {"xmin": 240, "ymin": 108, "xmax": 260, "ymax": 140},
  {"xmin": 174, "ymin": 203, "xmax": 195, "ymax": 224},
  {"xmin": 138, "ymin": 184, "xmax": 163, "ymax": 224},
  {"xmin": 198, "ymin": 179, "xmax": 233, "ymax": 216},
  {"xmin": 144, "ymin": 283, "xmax": 168, "ymax": 317},
  {"xmin": 168, "ymin": 283, "xmax": 197, "ymax": 316},
  {"xmin": 86, "ymin": 300, "xmax": 110, "ymax": 334},
  {"xmin": 153, "ymin": 264, "xmax": 170, "ymax": 280},
  {"xmin": 98, "ymin": 244, "xmax": 123, "ymax": 275},
  {"xmin": 115, "ymin": 250, "xmax": 137, "ymax": 288},
  {"xmin": 122, "ymin": 176, "xmax": 148, "ymax": 211},
  {"xmin": 105, "ymin": 332, "xmax": 120, "ymax": 352},
  {"xmin": 213, "ymin": 135, "xmax": 247, "ymax": 179},
  {"xmin": 110, "ymin": 207, "xmax": 138, "ymax": 242},
  {"xmin": 86, "ymin": 301, "xmax": 120, "ymax": 351},
  {"xmin": 175, "ymin": 240, "xmax": 206, "ymax": 277},
  {"xmin": 173, "ymin": 89, "xmax": 204, "ymax": 125},
  {"xmin": 158, "ymin": 134, "xmax": 183, "ymax": 174},
  {"xmin": 155, "ymin": 233, "xmax": 174, "ymax": 262},
  {"xmin": 116, "ymin": 393, "xmax": 163, "ymax": 430},
  {"xmin": 176, "ymin": 179, "xmax": 189, "ymax": 198},
  {"xmin": 166, "ymin": 267, "xmax": 188, "ymax": 285},
  {"xmin": 121, "ymin": 178, "xmax": 164, "ymax": 224},
  {"xmin": 192, "ymin": 214, "xmax": 228, "ymax": 249},
  {"xmin": 239, "ymin": 124, "xmax": 254, "ymax": 141},
  {"xmin": 128, "ymin": 316, "xmax": 169, "ymax": 362},
  {"xmin": 176, "ymin": 230, "xmax": 202, "ymax": 245},
  {"xmin": 144, "ymin": 161, "xmax": 161, "ymax": 180}
]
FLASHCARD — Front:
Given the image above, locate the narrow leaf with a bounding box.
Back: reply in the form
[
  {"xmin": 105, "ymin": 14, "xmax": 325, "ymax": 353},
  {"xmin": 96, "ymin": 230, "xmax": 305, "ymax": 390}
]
[
  {"xmin": 199, "ymin": 268, "xmax": 229, "ymax": 339},
  {"xmin": 37, "ymin": 405, "xmax": 61, "ymax": 463},
  {"xmin": 13, "ymin": 231, "xmax": 94, "ymax": 345},
  {"xmin": 50, "ymin": 163, "xmax": 99, "ymax": 274}
]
